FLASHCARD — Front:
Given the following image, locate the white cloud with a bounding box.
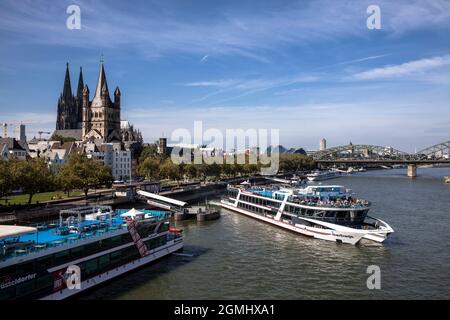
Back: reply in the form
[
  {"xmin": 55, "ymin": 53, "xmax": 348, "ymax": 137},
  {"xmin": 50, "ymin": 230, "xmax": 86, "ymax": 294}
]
[
  {"xmin": 184, "ymin": 74, "xmax": 320, "ymax": 104},
  {"xmin": 318, "ymin": 54, "xmax": 391, "ymax": 70},
  {"xmin": 184, "ymin": 80, "xmax": 240, "ymax": 88},
  {"xmin": 1, "ymin": 1, "xmax": 449, "ymax": 62},
  {"xmin": 352, "ymin": 55, "xmax": 450, "ymax": 80}
]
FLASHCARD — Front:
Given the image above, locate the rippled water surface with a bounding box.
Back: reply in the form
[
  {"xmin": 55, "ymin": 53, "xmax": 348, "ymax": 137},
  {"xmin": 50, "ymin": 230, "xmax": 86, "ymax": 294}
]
[{"xmin": 82, "ymin": 168, "xmax": 450, "ymax": 300}]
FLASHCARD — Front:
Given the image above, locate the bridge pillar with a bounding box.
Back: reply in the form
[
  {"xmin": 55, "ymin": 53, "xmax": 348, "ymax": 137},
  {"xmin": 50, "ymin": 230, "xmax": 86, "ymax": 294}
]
[{"xmin": 407, "ymin": 164, "xmax": 417, "ymax": 178}]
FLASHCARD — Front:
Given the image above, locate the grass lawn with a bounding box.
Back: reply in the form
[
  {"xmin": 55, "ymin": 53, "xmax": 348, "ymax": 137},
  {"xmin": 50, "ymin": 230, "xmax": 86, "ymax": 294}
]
[{"xmin": 0, "ymin": 190, "xmax": 85, "ymax": 206}]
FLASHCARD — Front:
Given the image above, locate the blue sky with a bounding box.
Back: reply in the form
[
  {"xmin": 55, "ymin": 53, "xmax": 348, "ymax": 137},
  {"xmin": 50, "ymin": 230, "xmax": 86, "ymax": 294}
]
[{"xmin": 0, "ymin": 0, "xmax": 449, "ymax": 152}]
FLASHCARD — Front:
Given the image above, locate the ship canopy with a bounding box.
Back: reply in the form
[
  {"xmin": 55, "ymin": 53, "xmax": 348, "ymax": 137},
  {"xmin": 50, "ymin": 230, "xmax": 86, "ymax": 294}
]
[
  {"xmin": 119, "ymin": 208, "xmax": 145, "ymax": 219},
  {"xmin": 0, "ymin": 225, "xmax": 37, "ymax": 240}
]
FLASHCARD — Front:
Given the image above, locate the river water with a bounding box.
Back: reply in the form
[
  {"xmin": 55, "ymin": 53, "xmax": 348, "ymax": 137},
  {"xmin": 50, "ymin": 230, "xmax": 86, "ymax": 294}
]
[{"xmin": 82, "ymin": 167, "xmax": 450, "ymax": 300}]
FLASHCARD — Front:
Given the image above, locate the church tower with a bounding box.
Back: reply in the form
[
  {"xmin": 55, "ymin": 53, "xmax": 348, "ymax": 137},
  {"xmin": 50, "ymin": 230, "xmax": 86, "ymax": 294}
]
[
  {"xmin": 81, "ymin": 84, "xmax": 90, "ymax": 138},
  {"xmin": 75, "ymin": 66, "xmax": 84, "ymax": 129},
  {"xmin": 56, "ymin": 63, "xmax": 78, "ymax": 130},
  {"xmin": 82, "ymin": 61, "xmax": 121, "ymax": 142}
]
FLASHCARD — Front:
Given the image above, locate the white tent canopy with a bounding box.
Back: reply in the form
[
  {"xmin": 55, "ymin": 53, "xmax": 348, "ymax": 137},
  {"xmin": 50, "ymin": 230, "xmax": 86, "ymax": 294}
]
[
  {"xmin": 119, "ymin": 208, "xmax": 145, "ymax": 218},
  {"xmin": 0, "ymin": 226, "xmax": 37, "ymax": 240}
]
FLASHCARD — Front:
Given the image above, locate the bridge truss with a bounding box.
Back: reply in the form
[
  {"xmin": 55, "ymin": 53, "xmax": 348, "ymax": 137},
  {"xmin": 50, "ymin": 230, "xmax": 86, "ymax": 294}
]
[{"xmin": 312, "ymin": 141, "xmax": 450, "ymax": 162}]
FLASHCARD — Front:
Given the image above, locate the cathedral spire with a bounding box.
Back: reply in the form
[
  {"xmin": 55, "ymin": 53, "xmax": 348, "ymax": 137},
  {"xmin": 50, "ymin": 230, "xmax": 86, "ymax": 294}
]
[
  {"xmin": 76, "ymin": 66, "xmax": 84, "ymax": 98},
  {"xmin": 62, "ymin": 62, "xmax": 73, "ymax": 100},
  {"xmin": 91, "ymin": 62, "xmax": 110, "ymax": 107}
]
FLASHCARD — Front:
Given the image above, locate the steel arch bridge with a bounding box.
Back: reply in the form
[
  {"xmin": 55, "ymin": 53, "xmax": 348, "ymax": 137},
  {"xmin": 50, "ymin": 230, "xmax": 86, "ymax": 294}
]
[
  {"xmin": 414, "ymin": 141, "xmax": 450, "ymax": 160},
  {"xmin": 312, "ymin": 141, "xmax": 450, "ymax": 162}
]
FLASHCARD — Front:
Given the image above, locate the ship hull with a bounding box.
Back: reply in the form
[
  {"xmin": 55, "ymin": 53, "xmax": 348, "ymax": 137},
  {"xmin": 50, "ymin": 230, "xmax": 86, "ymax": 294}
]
[
  {"xmin": 219, "ymin": 201, "xmax": 391, "ymax": 245},
  {"xmin": 40, "ymin": 238, "xmax": 183, "ymax": 300}
]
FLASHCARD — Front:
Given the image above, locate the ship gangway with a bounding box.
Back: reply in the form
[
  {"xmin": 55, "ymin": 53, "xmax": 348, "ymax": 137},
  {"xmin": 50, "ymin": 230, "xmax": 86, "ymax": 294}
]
[
  {"xmin": 136, "ymin": 190, "xmax": 220, "ymax": 222},
  {"xmin": 136, "ymin": 190, "xmax": 188, "ymax": 212}
]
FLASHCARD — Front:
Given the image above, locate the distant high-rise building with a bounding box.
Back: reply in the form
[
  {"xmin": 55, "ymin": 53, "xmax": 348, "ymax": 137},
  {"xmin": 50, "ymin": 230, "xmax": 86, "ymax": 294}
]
[
  {"xmin": 320, "ymin": 138, "xmax": 327, "ymax": 151},
  {"xmin": 15, "ymin": 124, "xmax": 26, "ymax": 143},
  {"xmin": 2, "ymin": 123, "xmax": 7, "ymax": 138},
  {"xmin": 158, "ymin": 137, "xmax": 168, "ymax": 156}
]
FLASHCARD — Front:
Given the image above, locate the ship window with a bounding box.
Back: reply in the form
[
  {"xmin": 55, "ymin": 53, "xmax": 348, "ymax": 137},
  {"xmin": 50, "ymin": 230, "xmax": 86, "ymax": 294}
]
[
  {"xmin": 159, "ymin": 223, "xmax": 169, "ymax": 233},
  {"xmin": 103, "ymin": 235, "xmax": 123, "ymax": 249},
  {"xmin": 16, "ymin": 280, "xmax": 36, "ymax": 297},
  {"xmin": 54, "ymin": 250, "xmax": 70, "ymax": 265},
  {"xmin": 0, "ymin": 287, "xmax": 15, "ymax": 300},
  {"xmin": 121, "ymin": 233, "xmax": 132, "ymax": 243},
  {"xmin": 84, "ymin": 242, "xmax": 98, "ymax": 254},
  {"xmin": 35, "ymin": 274, "xmax": 53, "ymax": 290},
  {"xmin": 110, "ymin": 250, "xmax": 122, "ymax": 266},
  {"xmin": 85, "ymin": 259, "xmax": 98, "ymax": 275},
  {"xmin": 35, "ymin": 255, "xmax": 53, "ymax": 272},
  {"xmin": 98, "ymin": 254, "xmax": 110, "ymax": 271},
  {"xmin": 336, "ymin": 212, "xmax": 346, "ymax": 219},
  {"xmin": 16, "ymin": 261, "xmax": 35, "ymax": 275},
  {"xmin": 325, "ymin": 211, "xmax": 336, "ymax": 218},
  {"xmin": 122, "ymin": 246, "xmax": 139, "ymax": 260}
]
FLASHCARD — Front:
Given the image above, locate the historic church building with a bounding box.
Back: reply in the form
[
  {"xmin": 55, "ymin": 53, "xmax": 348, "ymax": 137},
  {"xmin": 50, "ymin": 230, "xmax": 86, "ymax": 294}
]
[{"xmin": 55, "ymin": 62, "xmax": 122, "ymax": 143}]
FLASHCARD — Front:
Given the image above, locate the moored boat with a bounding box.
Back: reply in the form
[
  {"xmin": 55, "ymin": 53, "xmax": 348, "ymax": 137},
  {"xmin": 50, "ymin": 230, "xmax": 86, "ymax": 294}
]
[
  {"xmin": 219, "ymin": 183, "xmax": 393, "ymax": 245},
  {"xmin": 306, "ymin": 170, "xmax": 341, "ymax": 181},
  {"xmin": 0, "ymin": 206, "xmax": 183, "ymax": 300}
]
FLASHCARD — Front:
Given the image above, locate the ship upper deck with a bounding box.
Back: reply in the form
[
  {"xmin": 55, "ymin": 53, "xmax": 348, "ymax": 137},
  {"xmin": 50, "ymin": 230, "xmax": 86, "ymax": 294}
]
[
  {"xmin": 0, "ymin": 207, "xmax": 170, "ymax": 264},
  {"xmin": 231, "ymin": 184, "xmax": 371, "ymax": 209}
]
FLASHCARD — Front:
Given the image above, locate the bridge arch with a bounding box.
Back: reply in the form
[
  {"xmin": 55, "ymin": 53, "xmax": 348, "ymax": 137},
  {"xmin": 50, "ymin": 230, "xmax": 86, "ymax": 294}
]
[
  {"xmin": 312, "ymin": 144, "xmax": 410, "ymax": 161},
  {"xmin": 414, "ymin": 141, "xmax": 450, "ymax": 160}
]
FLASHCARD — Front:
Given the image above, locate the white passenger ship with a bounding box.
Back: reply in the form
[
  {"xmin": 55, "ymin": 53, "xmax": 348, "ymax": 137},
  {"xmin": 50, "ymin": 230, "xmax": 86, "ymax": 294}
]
[
  {"xmin": 219, "ymin": 184, "xmax": 393, "ymax": 245},
  {"xmin": 0, "ymin": 206, "xmax": 183, "ymax": 300},
  {"xmin": 306, "ymin": 170, "xmax": 341, "ymax": 181}
]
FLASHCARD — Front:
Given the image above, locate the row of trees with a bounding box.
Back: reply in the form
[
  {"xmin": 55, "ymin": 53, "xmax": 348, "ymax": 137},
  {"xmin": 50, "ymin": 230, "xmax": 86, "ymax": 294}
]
[
  {"xmin": 138, "ymin": 157, "xmax": 261, "ymax": 182},
  {"xmin": 137, "ymin": 145, "xmax": 316, "ymax": 182},
  {"xmin": 0, "ymin": 154, "xmax": 113, "ymax": 205}
]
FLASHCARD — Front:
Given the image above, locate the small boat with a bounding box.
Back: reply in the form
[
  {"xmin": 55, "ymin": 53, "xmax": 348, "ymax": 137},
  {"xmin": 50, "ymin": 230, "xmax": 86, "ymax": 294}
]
[{"xmin": 444, "ymin": 176, "xmax": 450, "ymax": 184}]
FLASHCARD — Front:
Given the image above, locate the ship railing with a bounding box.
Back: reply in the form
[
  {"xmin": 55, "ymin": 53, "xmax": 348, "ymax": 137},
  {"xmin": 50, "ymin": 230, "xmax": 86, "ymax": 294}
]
[
  {"xmin": 1, "ymin": 222, "xmax": 126, "ymax": 262},
  {"xmin": 289, "ymin": 197, "xmax": 371, "ymax": 209}
]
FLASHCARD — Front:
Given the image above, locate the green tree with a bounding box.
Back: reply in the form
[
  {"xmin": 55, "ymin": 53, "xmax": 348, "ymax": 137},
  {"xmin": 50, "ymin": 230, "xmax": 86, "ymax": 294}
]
[
  {"xmin": 159, "ymin": 159, "xmax": 181, "ymax": 182},
  {"xmin": 206, "ymin": 162, "xmax": 222, "ymax": 180},
  {"xmin": 185, "ymin": 164, "xmax": 198, "ymax": 180},
  {"xmin": 138, "ymin": 157, "xmax": 161, "ymax": 180},
  {"xmin": 56, "ymin": 163, "xmax": 77, "ymax": 197},
  {"xmin": 12, "ymin": 158, "xmax": 55, "ymax": 205},
  {"xmin": 58, "ymin": 154, "xmax": 113, "ymax": 199},
  {"xmin": 138, "ymin": 144, "xmax": 161, "ymax": 163},
  {"xmin": 279, "ymin": 154, "xmax": 316, "ymax": 172},
  {"xmin": 195, "ymin": 163, "xmax": 209, "ymax": 182},
  {"xmin": 0, "ymin": 160, "xmax": 13, "ymax": 204}
]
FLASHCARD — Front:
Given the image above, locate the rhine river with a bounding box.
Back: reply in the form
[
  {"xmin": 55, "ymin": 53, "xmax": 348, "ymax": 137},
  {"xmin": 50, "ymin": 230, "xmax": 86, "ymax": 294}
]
[{"xmin": 82, "ymin": 167, "xmax": 450, "ymax": 300}]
